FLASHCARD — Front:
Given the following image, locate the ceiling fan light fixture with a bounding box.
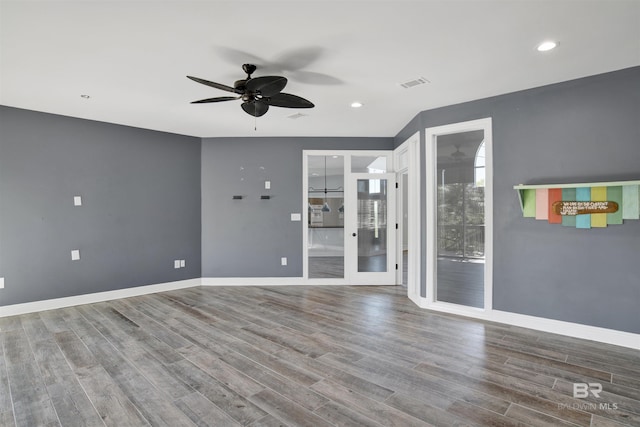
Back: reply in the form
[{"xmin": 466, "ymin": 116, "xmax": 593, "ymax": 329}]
[{"xmin": 537, "ymin": 40, "xmax": 557, "ymax": 52}]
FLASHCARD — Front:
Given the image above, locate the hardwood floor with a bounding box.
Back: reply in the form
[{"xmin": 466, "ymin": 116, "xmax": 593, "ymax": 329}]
[{"xmin": 1, "ymin": 285, "xmax": 639, "ymax": 426}]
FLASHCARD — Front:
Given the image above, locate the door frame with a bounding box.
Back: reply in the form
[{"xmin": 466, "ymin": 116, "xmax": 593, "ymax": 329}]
[
  {"xmin": 424, "ymin": 118, "xmax": 493, "ymax": 313},
  {"xmin": 302, "ymin": 150, "xmax": 395, "ymax": 285},
  {"xmin": 394, "ymin": 133, "xmax": 421, "ymax": 302}
]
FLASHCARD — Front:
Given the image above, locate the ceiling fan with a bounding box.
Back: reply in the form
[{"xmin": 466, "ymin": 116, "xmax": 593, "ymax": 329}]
[
  {"xmin": 451, "ymin": 145, "xmax": 466, "ymax": 160},
  {"xmin": 187, "ymin": 64, "xmax": 314, "ymax": 117}
]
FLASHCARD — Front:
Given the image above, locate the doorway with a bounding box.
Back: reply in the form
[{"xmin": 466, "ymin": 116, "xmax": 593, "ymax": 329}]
[
  {"xmin": 394, "ymin": 133, "xmax": 420, "ymax": 302},
  {"xmin": 304, "ymin": 151, "xmax": 396, "ymax": 285}
]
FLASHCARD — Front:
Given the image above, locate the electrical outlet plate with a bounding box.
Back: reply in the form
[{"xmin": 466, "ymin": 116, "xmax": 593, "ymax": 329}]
[
  {"xmin": 290, "ymin": 213, "xmax": 301, "ymax": 221},
  {"xmin": 265, "ymin": 180, "xmax": 271, "ymax": 189},
  {"xmin": 180, "ymin": 260, "xmax": 185, "ymax": 267},
  {"xmin": 174, "ymin": 260, "xmax": 181, "ymax": 269},
  {"xmin": 0, "ymin": 277, "xmax": 4, "ymax": 289},
  {"xmin": 71, "ymin": 250, "xmax": 80, "ymax": 260},
  {"xmin": 281, "ymin": 257, "xmax": 287, "ymax": 266},
  {"xmin": 74, "ymin": 196, "xmax": 82, "ymax": 206}
]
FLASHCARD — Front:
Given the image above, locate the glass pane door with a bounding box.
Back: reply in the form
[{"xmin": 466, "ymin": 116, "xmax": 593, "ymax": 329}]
[
  {"xmin": 349, "ymin": 173, "xmax": 396, "ymax": 284},
  {"xmin": 307, "ymin": 155, "xmax": 345, "ymax": 278},
  {"xmin": 357, "ymin": 178, "xmax": 388, "ymax": 272}
]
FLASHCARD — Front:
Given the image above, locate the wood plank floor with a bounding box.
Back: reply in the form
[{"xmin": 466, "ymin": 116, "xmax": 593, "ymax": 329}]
[{"xmin": 1, "ymin": 285, "xmax": 639, "ymax": 426}]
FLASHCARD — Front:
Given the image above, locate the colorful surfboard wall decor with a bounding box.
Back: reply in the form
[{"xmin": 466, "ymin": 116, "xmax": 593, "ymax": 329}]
[{"xmin": 514, "ymin": 180, "xmax": 640, "ymax": 229}]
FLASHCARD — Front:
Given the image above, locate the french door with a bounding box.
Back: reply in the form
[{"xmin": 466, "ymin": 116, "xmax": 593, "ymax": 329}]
[
  {"xmin": 347, "ymin": 173, "xmax": 396, "ymax": 285},
  {"xmin": 304, "ymin": 151, "xmax": 396, "ymax": 285}
]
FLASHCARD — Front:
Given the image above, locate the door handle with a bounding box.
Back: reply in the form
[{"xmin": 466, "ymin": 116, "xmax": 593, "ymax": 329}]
[{"xmin": 352, "ymin": 233, "xmax": 357, "ymax": 237}]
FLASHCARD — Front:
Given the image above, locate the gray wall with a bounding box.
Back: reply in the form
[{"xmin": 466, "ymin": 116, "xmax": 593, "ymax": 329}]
[
  {"xmin": 0, "ymin": 107, "xmax": 202, "ymax": 306},
  {"xmin": 395, "ymin": 66, "xmax": 640, "ymax": 334},
  {"xmin": 201, "ymin": 137, "xmax": 393, "ymax": 277}
]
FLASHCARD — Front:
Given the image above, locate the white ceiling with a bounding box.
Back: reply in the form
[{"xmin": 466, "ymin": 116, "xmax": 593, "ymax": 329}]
[{"xmin": 1, "ymin": 1, "xmax": 639, "ymax": 138}]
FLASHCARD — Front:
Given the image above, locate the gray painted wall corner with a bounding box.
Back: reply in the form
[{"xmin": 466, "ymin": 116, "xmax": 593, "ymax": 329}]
[{"xmin": 0, "ymin": 107, "xmax": 202, "ymax": 306}]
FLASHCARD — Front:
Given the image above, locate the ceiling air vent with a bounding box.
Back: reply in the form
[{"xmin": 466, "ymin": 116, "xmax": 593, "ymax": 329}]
[{"xmin": 400, "ymin": 77, "xmax": 430, "ymax": 89}]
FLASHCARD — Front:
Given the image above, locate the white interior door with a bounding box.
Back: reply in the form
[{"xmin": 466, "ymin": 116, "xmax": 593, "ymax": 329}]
[{"xmin": 347, "ymin": 173, "xmax": 396, "ymax": 285}]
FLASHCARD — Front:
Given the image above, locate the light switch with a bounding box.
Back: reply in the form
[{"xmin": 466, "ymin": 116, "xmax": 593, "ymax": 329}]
[
  {"xmin": 281, "ymin": 257, "xmax": 287, "ymax": 266},
  {"xmin": 180, "ymin": 260, "xmax": 185, "ymax": 267},
  {"xmin": 174, "ymin": 260, "xmax": 181, "ymax": 269},
  {"xmin": 0, "ymin": 277, "xmax": 4, "ymax": 289},
  {"xmin": 74, "ymin": 196, "xmax": 82, "ymax": 206},
  {"xmin": 71, "ymin": 250, "xmax": 80, "ymax": 261},
  {"xmin": 290, "ymin": 213, "xmax": 301, "ymax": 221},
  {"xmin": 265, "ymin": 180, "xmax": 271, "ymax": 189}
]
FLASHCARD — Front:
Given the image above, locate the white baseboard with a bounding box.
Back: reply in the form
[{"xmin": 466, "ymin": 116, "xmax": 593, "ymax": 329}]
[
  {"xmin": 200, "ymin": 277, "xmax": 370, "ymax": 286},
  {"xmin": 3, "ymin": 278, "xmax": 638, "ymax": 350},
  {"xmin": 490, "ymin": 309, "xmax": 640, "ymax": 350},
  {"xmin": 409, "ymin": 296, "xmax": 640, "ymax": 350},
  {"xmin": 200, "ymin": 277, "xmax": 401, "ymax": 287},
  {"xmin": 0, "ymin": 278, "xmax": 201, "ymax": 318}
]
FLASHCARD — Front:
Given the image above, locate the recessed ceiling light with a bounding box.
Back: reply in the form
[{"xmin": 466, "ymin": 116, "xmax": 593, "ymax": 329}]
[
  {"xmin": 351, "ymin": 101, "xmax": 363, "ymax": 108},
  {"xmin": 537, "ymin": 41, "xmax": 557, "ymax": 52}
]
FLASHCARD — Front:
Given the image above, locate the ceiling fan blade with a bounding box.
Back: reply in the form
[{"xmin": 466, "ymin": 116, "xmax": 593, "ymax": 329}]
[
  {"xmin": 245, "ymin": 76, "xmax": 288, "ymax": 97},
  {"xmin": 191, "ymin": 96, "xmax": 239, "ymax": 104},
  {"xmin": 273, "ymin": 46, "xmax": 324, "ymax": 71},
  {"xmin": 215, "ymin": 47, "xmax": 271, "ymax": 71},
  {"xmin": 290, "ymin": 70, "xmax": 343, "ymax": 85},
  {"xmin": 241, "ymin": 100, "xmax": 269, "ymax": 117},
  {"xmin": 187, "ymin": 76, "xmax": 240, "ymax": 94},
  {"xmin": 267, "ymin": 93, "xmax": 314, "ymax": 108}
]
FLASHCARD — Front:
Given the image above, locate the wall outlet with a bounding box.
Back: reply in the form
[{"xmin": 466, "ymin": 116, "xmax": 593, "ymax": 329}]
[
  {"xmin": 174, "ymin": 260, "xmax": 181, "ymax": 269},
  {"xmin": 0, "ymin": 277, "xmax": 4, "ymax": 289},
  {"xmin": 265, "ymin": 180, "xmax": 271, "ymax": 189},
  {"xmin": 290, "ymin": 213, "xmax": 301, "ymax": 221},
  {"xmin": 180, "ymin": 260, "xmax": 185, "ymax": 268},
  {"xmin": 281, "ymin": 257, "xmax": 287, "ymax": 266},
  {"xmin": 71, "ymin": 250, "xmax": 80, "ymax": 261},
  {"xmin": 73, "ymin": 196, "xmax": 82, "ymax": 206}
]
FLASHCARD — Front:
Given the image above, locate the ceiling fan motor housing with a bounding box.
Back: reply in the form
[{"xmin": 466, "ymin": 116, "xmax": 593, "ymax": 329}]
[{"xmin": 242, "ymin": 63, "xmax": 257, "ymax": 76}]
